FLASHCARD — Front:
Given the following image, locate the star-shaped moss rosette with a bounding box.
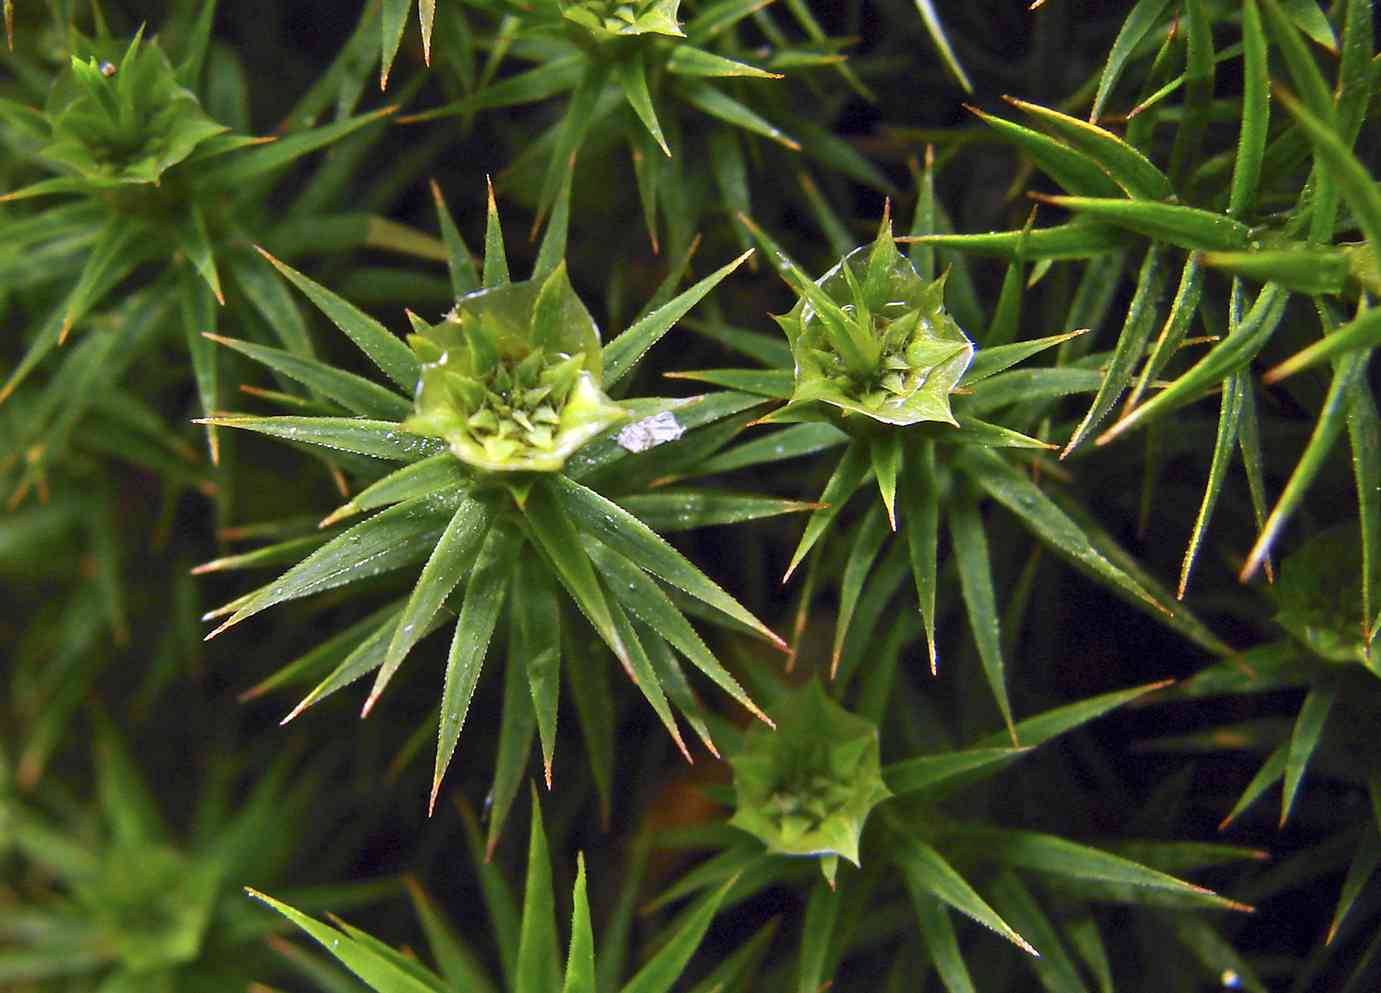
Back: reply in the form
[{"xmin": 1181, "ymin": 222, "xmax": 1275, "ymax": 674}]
[
  {"xmin": 669, "ymin": 206, "xmax": 1228, "ymax": 742},
  {"xmin": 0, "ymin": 717, "xmax": 374, "ymax": 992},
  {"xmin": 0, "ymin": 15, "xmax": 415, "ymax": 463},
  {"xmin": 403, "ymin": 263, "xmax": 627, "ymax": 472},
  {"xmin": 38, "ymin": 27, "xmax": 226, "ymax": 186},
  {"xmin": 770, "ymin": 210, "xmax": 975, "ymax": 427},
  {"xmin": 729, "ymin": 679, "xmax": 890, "ymax": 884},
  {"xmin": 198, "ymin": 183, "xmax": 793, "ymax": 828},
  {"xmin": 401, "ymin": 0, "xmax": 878, "ymax": 255}
]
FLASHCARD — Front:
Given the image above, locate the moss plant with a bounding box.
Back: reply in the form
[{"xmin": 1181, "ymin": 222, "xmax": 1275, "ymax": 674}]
[{"xmin": 3, "ymin": 1, "xmax": 1380, "ymax": 991}]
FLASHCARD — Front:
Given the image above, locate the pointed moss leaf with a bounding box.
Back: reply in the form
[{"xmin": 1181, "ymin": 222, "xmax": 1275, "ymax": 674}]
[
  {"xmin": 1244, "ymin": 354, "xmax": 1367, "ymax": 580},
  {"xmin": 666, "ymin": 45, "xmax": 779, "ymax": 79},
  {"xmin": 906, "ymin": 443, "xmax": 941, "ymax": 671},
  {"xmin": 1064, "ymin": 245, "xmax": 1165, "ymax": 455},
  {"xmin": 666, "ymin": 368, "xmax": 794, "ymax": 398},
  {"xmin": 430, "ymin": 180, "xmax": 480, "ymax": 296},
  {"xmin": 963, "ymin": 330, "xmax": 1088, "ymax": 384},
  {"xmin": 371, "ymin": 494, "xmax": 498, "ymax": 708},
  {"xmin": 1088, "ymin": 0, "xmax": 1174, "ymax": 121},
  {"xmin": 514, "ymin": 551, "xmax": 561, "ymax": 783},
  {"xmin": 892, "ymin": 831, "xmax": 1037, "ymax": 955},
  {"xmin": 905, "ymin": 220, "xmax": 1132, "ymax": 260},
  {"xmin": 1040, "ymin": 197, "xmax": 1251, "ymax": 253},
  {"xmin": 323, "ymin": 455, "xmax": 470, "ymax": 527},
  {"xmin": 871, "ymin": 433, "xmax": 902, "ymax": 527},
  {"xmin": 1229, "ymin": 0, "xmax": 1270, "ymax": 218},
  {"xmin": 180, "ymin": 275, "xmax": 220, "ymax": 461},
  {"xmin": 910, "ymin": 893, "xmax": 978, "ymax": 993},
  {"xmin": 729, "ymin": 681, "xmax": 890, "ymax": 865},
  {"xmin": 618, "ymin": 52, "xmax": 669, "ymax": 156},
  {"xmin": 976, "ymin": 681, "xmax": 1170, "ymax": 751},
  {"xmin": 1102, "ymin": 283, "xmax": 1289, "ymax": 444},
  {"xmin": 587, "ymin": 540, "xmax": 766, "ymax": 724},
  {"xmin": 604, "ymin": 249, "xmax": 754, "ymax": 387},
  {"xmin": 1008, "ymin": 97, "xmax": 1171, "ymax": 200},
  {"xmin": 256, "ymin": 248, "xmax": 420, "ymax": 392},
  {"xmin": 608, "ymin": 600, "xmax": 689, "ymax": 758},
  {"xmin": 488, "ymin": 637, "xmax": 538, "ymax": 856},
  {"xmin": 1202, "ymin": 248, "xmax": 1347, "ymax": 296},
  {"xmin": 618, "ymin": 874, "xmax": 736, "ymax": 993},
  {"xmin": 832, "ymin": 504, "xmax": 889, "ymax": 671},
  {"xmin": 525, "ymin": 478, "xmax": 628, "ymax": 665},
  {"xmin": 176, "ymin": 202, "xmax": 223, "ymax": 303},
  {"xmin": 199, "ymin": 106, "xmax": 396, "ymax": 186},
  {"xmin": 550, "ymin": 474, "xmax": 781, "ymax": 647},
  {"xmin": 989, "ymin": 872, "xmax": 1090, "ymax": 993},
  {"xmin": 696, "ymin": 422, "xmax": 848, "ymax": 476},
  {"xmin": 515, "ymin": 791, "xmax": 561, "ymax": 993},
  {"xmin": 616, "ymin": 490, "xmax": 816, "ymax": 532},
  {"xmin": 404, "ymin": 879, "xmax": 499, "ymax": 993},
  {"xmin": 787, "ymin": 440, "xmax": 871, "ymax": 579},
  {"xmin": 1180, "ymin": 367, "xmax": 1246, "ymax": 599},
  {"xmin": 885, "ymin": 747, "xmax": 1028, "ymax": 796},
  {"xmin": 562, "ymin": 855, "xmax": 596, "ymax": 993},
  {"xmin": 965, "ymin": 449, "xmax": 1161, "ymax": 614},
  {"xmin": 1281, "ymin": 684, "xmax": 1337, "ymax": 825},
  {"xmin": 433, "ymin": 525, "xmax": 518, "ymax": 809},
  {"xmin": 1276, "ymin": 87, "xmax": 1381, "ymax": 254},
  {"xmin": 202, "ymin": 416, "xmax": 445, "ymax": 462},
  {"xmin": 205, "ymin": 335, "xmax": 412, "ymax": 419},
  {"xmin": 679, "ymin": 81, "xmax": 799, "ymax": 149},
  {"xmin": 1264, "ymin": 305, "xmax": 1381, "ymax": 384},
  {"xmin": 381, "ymin": 0, "xmax": 409, "ymax": 89},
  {"xmin": 1220, "ymin": 744, "xmax": 1287, "ymax": 829},
  {"xmin": 950, "ymin": 497, "xmax": 1015, "ymax": 738},
  {"xmin": 213, "ymin": 496, "xmax": 455, "ymax": 637},
  {"xmin": 958, "ymin": 827, "xmax": 1239, "ymax": 909},
  {"xmin": 969, "ymin": 107, "xmax": 1122, "ymax": 199},
  {"xmin": 245, "ymin": 890, "xmax": 446, "ymax": 993}
]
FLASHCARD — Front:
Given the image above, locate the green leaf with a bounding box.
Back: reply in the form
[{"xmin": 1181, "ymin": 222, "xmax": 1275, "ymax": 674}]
[
  {"xmin": 905, "ymin": 221, "xmax": 1132, "ymax": 261},
  {"xmin": 664, "ymin": 368, "xmax": 794, "ymax": 398},
  {"xmin": 952, "ymin": 826, "xmax": 1242, "ymax": 910},
  {"xmin": 1202, "ymin": 247, "xmax": 1347, "ymax": 295},
  {"xmin": 1037, "ymin": 196, "xmax": 1250, "ymax": 252},
  {"xmin": 562, "ymin": 855, "xmax": 596, "ymax": 993},
  {"xmin": 969, "ymin": 107, "xmax": 1122, "ymax": 199},
  {"xmin": 516, "ymin": 791, "xmax": 561, "ymax": 993},
  {"xmin": 525, "ymin": 478, "xmax": 629, "ymax": 667},
  {"xmin": 786, "ymin": 439, "xmax": 871, "ymax": 580},
  {"xmin": 207, "ymin": 495, "xmax": 454, "ymax": 639},
  {"xmin": 430, "ymin": 179, "xmax": 480, "ymax": 296},
  {"xmin": 404, "ymin": 878, "xmax": 499, "ymax": 993},
  {"xmin": 1088, "ymin": 0, "xmax": 1174, "ymax": 122},
  {"xmin": 1008, "ymin": 96, "xmax": 1172, "ymax": 200},
  {"xmin": 911, "ymin": 0, "xmax": 972, "ymax": 92},
  {"xmin": 963, "ymin": 329, "xmax": 1092, "ymax": 384},
  {"xmin": 256, "ymin": 247, "xmax": 421, "ymax": 392},
  {"xmin": 200, "ymin": 416, "xmax": 446, "ymax": 462},
  {"xmin": 892, "ymin": 830, "xmax": 1037, "ymax": 956},
  {"xmin": 885, "ymin": 747, "xmax": 1028, "ymax": 796},
  {"xmin": 906, "ymin": 442, "xmax": 941, "ymax": 673},
  {"xmin": 515, "ymin": 550, "xmax": 561, "ymax": 787},
  {"xmin": 796, "ymin": 876, "xmax": 840, "ymax": 993},
  {"xmin": 679, "ymin": 81, "xmax": 799, "ymax": 150},
  {"xmin": 381, "ymin": 0, "xmax": 410, "ymax": 89},
  {"xmin": 202, "ymin": 106, "xmax": 398, "ymax": 186},
  {"xmin": 204, "ymin": 334, "xmax": 412, "ymax": 419},
  {"xmin": 909, "ymin": 893, "xmax": 977, "ymax": 993},
  {"xmin": 245, "ymin": 889, "xmax": 446, "ymax": 993},
  {"xmin": 1281, "ymin": 684, "xmax": 1337, "ymax": 826},
  {"xmin": 949, "ymin": 496, "xmax": 1015, "ymax": 741},
  {"xmin": 832, "ymin": 504, "xmax": 889, "ymax": 675},
  {"xmin": 1229, "ymin": 0, "xmax": 1269, "ymax": 218},
  {"xmin": 618, "ymin": 874, "xmax": 737, "ymax": 993},
  {"xmin": 619, "ymin": 51, "xmax": 670, "ymax": 156},
  {"xmin": 368, "ymin": 493, "xmax": 498, "ymax": 713},
  {"xmin": 603, "ymin": 249, "xmax": 754, "ymax": 387},
  {"xmin": 550, "ymin": 474, "xmax": 783, "ymax": 648},
  {"xmin": 616, "ymin": 490, "xmax": 817, "ymax": 532},
  {"xmin": 432, "ymin": 524, "xmax": 518, "ymax": 811},
  {"xmin": 666, "ymin": 45, "xmax": 780, "ymax": 79},
  {"xmin": 988, "ymin": 871, "xmax": 1090, "ymax": 993}
]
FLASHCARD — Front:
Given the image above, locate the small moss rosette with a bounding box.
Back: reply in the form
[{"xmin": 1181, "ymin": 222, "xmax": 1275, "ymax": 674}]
[
  {"xmin": 403, "ymin": 262, "xmax": 627, "ymax": 473},
  {"xmin": 41, "ymin": 29, "xmax": 227, "ymax": 186},
  {"xmin": 561, "ymin": 0, "xmax": 685, "ymax": 40},
  {"xmin": 776, "ymin": 218, "xmax": 974, "ymax": 426},
  {"xmin": 729, "ymin": 680, "xmax": 891, "ymax": 869}
]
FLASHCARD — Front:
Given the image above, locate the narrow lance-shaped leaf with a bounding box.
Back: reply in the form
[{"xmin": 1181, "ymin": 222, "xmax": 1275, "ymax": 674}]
[
  {"xmin": 551, "ymin": 474, "xmax": 783, "ymax": 648},
  {"xmin": 517, "ymin": 551, "xmax": 562, "ymax": 787},
  {"xmin": 906, "ymin": 441, "xmax": 941, "ymax": 673},
  {"xmin": 255, "ymin": 247, "xmax": 420, "ymax": 392},
  {"xmin": 562, "ymin": 854, "xmax": 596, "ymax": 993},
  {"xmin": 832, "ymin": 504, "xmax": 889, "ymax": 677},
  {"xmin": 516, "ymin": 789, "xmax": 561, "ymax": 993},
  {"xmin": 432, "ymin": 525, "xmax": 518, "ymax": 813},
  {"xmin": 604, "ymin": 249, "xmax": 755, "ymax": 387},
  {"xmin": 1088, "ymin": 0, "xmax": 1175, "ymax": 122},
  {"xmin": 787, "ymin": 440, "xmax": 872, "ymax": 581},
  {"xmin": 892, "ymin": 829, "xmax": 1038, "ymax": 956},
  {"xmin": 1007, "ymin": 95, "xmax": 1172, "ymax": 200},
  {"xmin": 367, "ymin": 493, "xmax": 498, "ymax": 715},
  {"xmin": 1281, "ymin": 683, "xmax": 1337, "ymax": 827}
]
